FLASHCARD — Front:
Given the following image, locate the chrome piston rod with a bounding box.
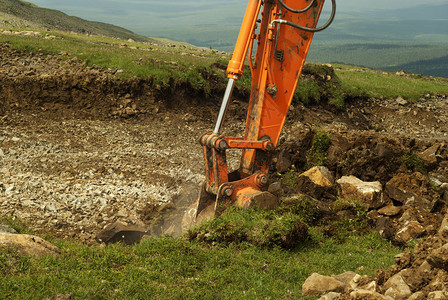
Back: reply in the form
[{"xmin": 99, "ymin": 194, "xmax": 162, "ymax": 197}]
[{"xmin": 213, "ymin": 78, "xmax": 236, "ymax": 134}]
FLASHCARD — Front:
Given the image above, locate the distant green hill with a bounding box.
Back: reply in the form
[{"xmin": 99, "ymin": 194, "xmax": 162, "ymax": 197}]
[
  {"xmin": 0, "ymin": 0, "xmax": 153, "ymax": 42},
  {"xmin": 146, "ymin": 4, "xmax": 448, "ymax": 78}
]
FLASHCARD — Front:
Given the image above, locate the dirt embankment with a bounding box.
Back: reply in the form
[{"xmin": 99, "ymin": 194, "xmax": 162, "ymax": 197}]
[{"xmin": 0, "ymin": 43, "xmax": 221, "ymax": 241}]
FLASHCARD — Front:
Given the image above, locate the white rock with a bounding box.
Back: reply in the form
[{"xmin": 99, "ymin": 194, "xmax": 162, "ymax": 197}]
[{"xmin": 337, "ymin": 176, "xmax": 384, "ymax": 209}]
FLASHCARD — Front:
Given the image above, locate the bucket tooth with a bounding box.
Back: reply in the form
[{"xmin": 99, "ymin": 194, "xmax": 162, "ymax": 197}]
[{"xmin": 182, "ymin": 183, "xmax": 217, "ymax": 232}]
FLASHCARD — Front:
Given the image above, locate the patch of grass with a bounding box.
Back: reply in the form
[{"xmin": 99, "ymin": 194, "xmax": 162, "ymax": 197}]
[
  {"xmin": 307, "ymin": 130, "xmax": 331, "ymax": 168},
  {"xmin": 0, "ymin": 246, "xmax": 32, "ymax": 276},
  {"xmin": 0, "ymin": 228, "xmax": 400, "ymax": 300},
  {"xmin": 295, "ymin": 63, "xmax": 348, "ymax": 108},
  {"xmin": 277, "ymin": 195, "xmax": 323, "ymax": 225},
  {"xmin": 1, "ymin": 31, "xmax": 446, "ymax": 106},
  {"xmin": 280, "ymin": 170, "xmax": 300, "ymax": 189},
  {"xmin": 320, "ymin": 198, "xmax": 370, "ymax": 243},
  {"xmin": 400, "ymin": 150, "xmax": 427, "ymax": 174},
  {"xmin": 332, "ymin": 197, "xmax": 367, "ymax": 217},
  {"xmin": 295, "ymin": 79, "xmax": 322, "ymax": 105},
  {"xmin": 187, "ymin": 207, "xmax": 309, "ymax": 249},
  {"xmin": 0, "ymin": 31, "xmax": 226, "ymax": 93},
  {"xmin": 0, "ymin": 216, "xmax": 34, "ymax": 235},
  {"xmin": 336, "ymin": 67, "xmax": 448, "ymax": 101}
]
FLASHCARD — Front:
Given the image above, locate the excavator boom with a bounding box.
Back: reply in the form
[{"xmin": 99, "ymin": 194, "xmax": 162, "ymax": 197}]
[{"xmin": 183, "ymin": 0, "xmax": 335, "ymax": 230}]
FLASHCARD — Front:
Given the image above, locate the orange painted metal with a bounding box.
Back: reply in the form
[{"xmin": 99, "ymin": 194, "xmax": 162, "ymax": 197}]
[
  {"xmin": 241, "ymin": 0, "xmax": 325, "ymax": 174},
  {"xmin": 187, "ymin": 0, "xmax": 327, "ymax": 228},
  {"xmin": 226, "ymin": 0, "xmax": 262, "ymax": 79}
]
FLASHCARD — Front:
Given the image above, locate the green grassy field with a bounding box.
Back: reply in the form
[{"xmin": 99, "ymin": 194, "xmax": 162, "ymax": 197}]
[
  {"xmin": 1, "ymin": 209, "xmax": 399, "ymax": 300},
  {"xmin": 335, "ymin": 64, "xmax": 448, "ymax": 101}
]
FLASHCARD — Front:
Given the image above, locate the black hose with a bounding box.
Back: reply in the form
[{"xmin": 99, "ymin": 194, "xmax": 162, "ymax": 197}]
[
  {"xmin": 273, "ymin": 0, "xmax": 336, "ymax": 32},
  {"xmin": 278, "ymin": 0, "xmax": 316, "ymax": 13}
]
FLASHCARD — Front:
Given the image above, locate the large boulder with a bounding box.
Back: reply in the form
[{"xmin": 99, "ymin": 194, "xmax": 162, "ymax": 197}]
[
  {"xmin": 348, "ymin": 274, "xmax": 378, "ymax": 292},
  {"xmin": 376, "ymin": 217, "xmax": 396, "ymax": 240},
  {"xmin": 349, "ymin": 289, "xmax": 393, "ymax": 300},
  {"xmin": 395, "ymin": 221, "xmax": 426, "ymax": 243},
  {"xmin": 0, "ymin": 232, "xmax": 60, "ymax": 257},
  {"xmin": 276, "ymin": 150, "xmax": 292, "ymax": 173},
  {"xmin": 317, "ymin": 292, "xmax": 341, "ymax": 300},
  {"xmin": 297, "ymin": 166, "xmax": 336, "ymax": 199},
  {"xmin": 378, "ymin": 205, "xmax": 401, "ymax": 217},
  {"xmin": 302, "ymin": 273, "xmax": 345, "ymax": 296},
  {"xmin": 418, "ymin": 144, "xmax": 441, "ymax": 167},
  {"xmin": 337, "ymin": 176, "xmax": 385, "ymax": 209}
]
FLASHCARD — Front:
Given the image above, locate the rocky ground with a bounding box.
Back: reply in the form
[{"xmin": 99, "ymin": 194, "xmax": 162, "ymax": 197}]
[{"xmin": 1, "ymin": 41, "xmax": 448, "ymax": 297}]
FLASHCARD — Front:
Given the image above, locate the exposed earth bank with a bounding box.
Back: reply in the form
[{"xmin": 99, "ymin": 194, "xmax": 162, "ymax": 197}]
[{"xmin": 1, "ymin": 42, "xmax": 448, "ymax": 297}]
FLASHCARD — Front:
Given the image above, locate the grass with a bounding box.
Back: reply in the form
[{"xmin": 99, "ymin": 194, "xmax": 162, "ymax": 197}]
[
  {"xmin": 0, "ymin": 29, "xmax": 227, "ymax": 91},
  {"xmin": 187, "ymin": 207, "xmax": 309, "ymax": 249},
  {"xmin": 400, "ymin": 151, "xmax": 427, "ymax": 175},
  {"xmin": 307, "ymin": 130, "xmax": 331, "ymax": 168},
  {"xmin": 336, "ymin": 66, "xmax": 448, "ymax": 101},
  {"xmin": 0, "ymin": 228, "xmax": 399, "ymax": 300}
]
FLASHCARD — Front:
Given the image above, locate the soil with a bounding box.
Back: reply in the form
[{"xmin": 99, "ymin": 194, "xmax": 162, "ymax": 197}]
[{"xmin": 1, "ymin": 42, "xmax": 448, "ymax": 240}]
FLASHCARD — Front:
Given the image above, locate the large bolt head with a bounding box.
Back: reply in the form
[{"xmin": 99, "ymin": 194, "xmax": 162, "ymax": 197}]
[
  {"xmin": 223, "ymin": 187, "xmax": 233, "ymax": 197},
  {"xmin": 260, "ymin": 176, "xmax": 268, "ymax": 185},
  {"xmin": 218, "ymin": 140, "xmax": 228, "ymax": 150},
  {"xmin": 266, "ymin": 142, "xmax": 274, "ymax": 151}
]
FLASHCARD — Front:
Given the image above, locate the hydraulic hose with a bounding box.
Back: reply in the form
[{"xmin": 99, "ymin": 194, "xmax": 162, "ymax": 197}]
[
  {"xmin": 278, "ymin": 0, "xmax": 316, "ymax": 13},
  {"xmin": 272, "ymin": 0, "xmax": 336, "ymax": 32}
]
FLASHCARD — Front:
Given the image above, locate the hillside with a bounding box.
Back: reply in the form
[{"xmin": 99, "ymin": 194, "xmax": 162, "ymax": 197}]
[
  {"xmin": 0, "ymin": 0, "xmax": 153, "ymax": 42},
  {"xmin": 0, "ymin": 30, "xmax": 448, "ymax": 299},
  {"xmin": 0, "ymin": 5, "xmax": 448, "ymax": 299}
]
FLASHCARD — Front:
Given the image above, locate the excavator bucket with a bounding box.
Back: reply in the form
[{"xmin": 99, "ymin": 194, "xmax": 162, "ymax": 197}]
[{"xmin": 182, "ymin": 176, "xmax": 280, "ymax": 231}]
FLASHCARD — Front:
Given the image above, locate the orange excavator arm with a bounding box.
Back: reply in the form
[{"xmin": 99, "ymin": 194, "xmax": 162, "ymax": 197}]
[{"xmin": 183, "ymin": 0, "xmax": 336, "ymax": 229}]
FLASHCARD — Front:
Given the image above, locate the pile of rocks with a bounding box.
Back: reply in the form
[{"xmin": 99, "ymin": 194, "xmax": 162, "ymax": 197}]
[
  {"xmin": 288, "ymin": 164, "xmax": 447, "ymax": 244},
  {"xmin": 302, "ymin": 214, "xmax": 448, "ymax": 299},
  {"xmin": 269, "ymin": 129, "xmax": 448, "ymax": 299},
  {"xmin": 271, "ymin": 128, "xmax": 448, "ymax": 244}
]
